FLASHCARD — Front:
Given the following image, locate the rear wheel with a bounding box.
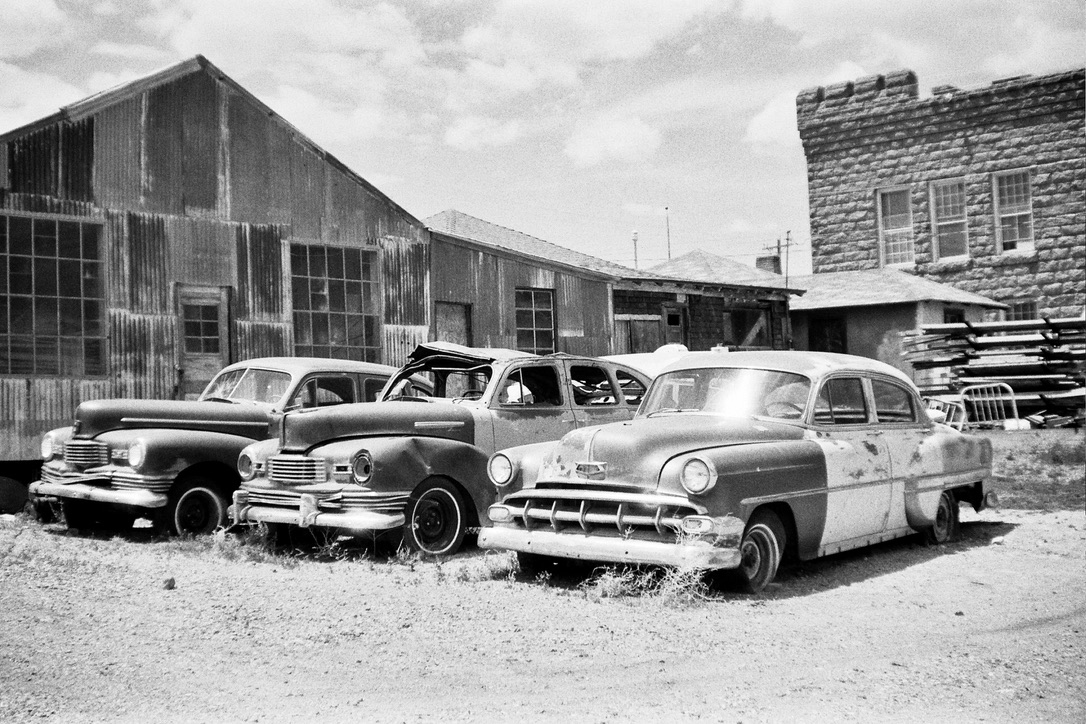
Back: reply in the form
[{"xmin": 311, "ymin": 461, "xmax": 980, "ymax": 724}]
[
  {"xmin": 164, "ymin": 478, "xmax": 228, "ymax": 536},
  {"xmin": 925, "ymin": 490, "xmax": 959, "ymax": 544},
  {"xmin": 0, "ymin": 476, "xmax": 28, "ymax": 514},
  {"xmin": 736, "ymin": 510, "xmax": 786, "ymax": 594},
  {"xmin": 404, "ymin": 478, "xmax": 468, "ymax": 556}
]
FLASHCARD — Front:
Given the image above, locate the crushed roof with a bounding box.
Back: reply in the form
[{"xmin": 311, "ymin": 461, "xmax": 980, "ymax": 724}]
[
  {"xmin": 789, "ymin": 268, "xmax": 1006, "ymax": 311},
  {"xmin": 648, "ymin": 249, "xmax": 794, "ymax": 290}
]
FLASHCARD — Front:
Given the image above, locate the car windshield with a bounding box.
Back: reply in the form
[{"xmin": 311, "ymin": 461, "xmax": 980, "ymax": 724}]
[
  {"xmin": 200, "ymin": 367, "xmax": 292, "ymax": 405},
  {"xmin": 382, "ymin": 360, "xmax": 493, "ymax": 402},
  {"xmin": 640, "ymin": 367, "xmax": 812, "ymax": 420}
]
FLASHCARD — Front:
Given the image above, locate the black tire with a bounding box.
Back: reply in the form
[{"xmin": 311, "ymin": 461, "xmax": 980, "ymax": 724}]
[
  {"xmin": 0, "ymin": 476, "xmax": 28, "ymax": 515},
  {"xmin": 166, "ymin": 478, "xmax": 228, "ymax": 536},
  {"xmin": 925, "ymin": 490, "xmax": 959, "ymax": 545},
  {"xmin": 736, "ymin": 510, "xmax": 786, "ymax": 594},
  {"xmin": 404, "ymin": 478, "xmax": 468, "ymax": 556}
]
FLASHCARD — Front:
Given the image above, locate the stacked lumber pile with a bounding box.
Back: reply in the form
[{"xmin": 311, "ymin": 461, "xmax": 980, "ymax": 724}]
[{"xmin": 902, "ymin": 317, "xmax": 1085, "ymax": 427}]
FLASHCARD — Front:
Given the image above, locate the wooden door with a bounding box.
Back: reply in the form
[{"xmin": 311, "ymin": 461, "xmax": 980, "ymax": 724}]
[{"xmin": 177, "ymin": 285, "xmax": 230, "ymax": 399}]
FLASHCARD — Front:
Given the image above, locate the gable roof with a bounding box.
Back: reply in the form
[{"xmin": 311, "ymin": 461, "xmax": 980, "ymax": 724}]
[
  {"xmin": 649, "ymin": 249, "xmax": 794, "ymax": 290},
  {"xmin": 789, "ymin": 269, "xmax": 1005, "ymax": 311}
]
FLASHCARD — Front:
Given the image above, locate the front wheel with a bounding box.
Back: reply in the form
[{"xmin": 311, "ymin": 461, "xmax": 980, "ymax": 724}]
[
  {"xmin": 736, "ymin": 510, "xmax": 786, "ymax": 593},
  {"xmin": 925, "ymin": 490, "xmax": 959, "ymax": 544},
  {"xmin": 163, "ymin": 478, "xmax": 228, "ymax": 536},
  {"xmin": 403, "ymin": 478, "xmax": 468, "ymax": 556}
]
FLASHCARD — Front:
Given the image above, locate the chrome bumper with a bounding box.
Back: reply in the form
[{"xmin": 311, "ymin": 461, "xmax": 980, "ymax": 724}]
[
  {"xmin": 231, "ymin": 489, "xmax": 404, "ymax": 535},
  {"xmin": 29, "ymin": 480, "xmax": 168, "ymax": 509},
  {"xmin": 478, "ymin": 526, "xmax": 742, "ymax": 570}
]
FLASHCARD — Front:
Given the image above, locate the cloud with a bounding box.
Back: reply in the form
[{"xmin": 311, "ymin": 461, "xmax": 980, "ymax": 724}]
[
  {"xmin": 91, "ymin": 42, "xmax": 173, "ymax": 64},
  {"xmin": 623, "ymin": 203, "xmax": 670, "ymax": 218},
  {"xmin": 444, "ymin": 116, "xmax": 522, "ymax": 149},
  {"xmin": 564, "ymin": 114, "xmax": 661, "ymax": 167},
  {"xmin": 0, "ymin": 63, "xmax": 85, "ymax": 132},
  {"xmin": 0, "ymin": 0, "xmax": 67, "ymax": 59}
]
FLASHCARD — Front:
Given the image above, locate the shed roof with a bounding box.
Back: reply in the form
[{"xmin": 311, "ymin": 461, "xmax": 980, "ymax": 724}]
[
  {"xmin": 648, "ymin": 249, "xmax": 794, "ymax": 291},
  {"xmin": 789, "ymin": 269, "xmax": 1006, "ymax": 311}
]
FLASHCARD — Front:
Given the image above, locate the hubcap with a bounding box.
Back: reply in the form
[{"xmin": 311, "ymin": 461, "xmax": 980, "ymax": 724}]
[{"xmin": 178, "ymin": 493, "xmax": 214, "ymax": 533}]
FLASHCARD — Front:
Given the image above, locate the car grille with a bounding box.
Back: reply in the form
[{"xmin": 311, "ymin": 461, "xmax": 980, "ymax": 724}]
[
  {"xmin": 500, "ymin": 488, "xmax": 705, "ymax": 541},
  {"xmin": 63, "ymin": 440, "xmax": 109, "ymax": 468},
  {"xmin": 267, "ymin": 455, "xmax": 327, "ymax": 484},
  {"xmin": 244, "ymin": 487, "xmax": 409, "ymax": 513}
]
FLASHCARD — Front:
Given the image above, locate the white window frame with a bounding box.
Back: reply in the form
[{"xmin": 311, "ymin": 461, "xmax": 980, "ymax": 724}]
[
  {"xmin": 929, "ymin": 178, "xmax": 969, "ymax": 261},
  {"xmin": 993, "ymin": 170, "xmax": 1035, "ymax": 255},
  {"xmin": 877, "ymin": 186, "xmax": 915, "ymax": 266}
]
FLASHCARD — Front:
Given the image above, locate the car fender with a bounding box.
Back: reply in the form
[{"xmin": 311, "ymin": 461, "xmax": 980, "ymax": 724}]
[
  {"xmin": 97, "ymin": 428, "xmax": 253, "ymax": 485},
  {"xmin": 491, "ymin": 440, "xmax": 561, "ymax": 493}
]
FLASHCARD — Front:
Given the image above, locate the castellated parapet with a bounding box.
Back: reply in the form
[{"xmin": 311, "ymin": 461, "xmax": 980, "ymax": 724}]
[{"xmin": 795, "ymin": 68, "xmax": 1084, "ymax": 318}]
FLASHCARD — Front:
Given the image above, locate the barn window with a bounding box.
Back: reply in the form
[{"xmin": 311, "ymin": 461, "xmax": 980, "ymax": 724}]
[
  {"xmin": 290, "ymin": 244, "xmax": 380, "ymax": 362},
  {"xmin": 993, "ymin": 171, "xmax": 1034, "ymax": 254},
  {"xmin": 182, "ymin": 303, "xmax": 221, "ymax": 353},
  {"xmin": 515, "ymin": 288, "xmax": 555, "ymax": 354},
  {"xmin": 877, "ymin": 188, "xmax": 914, "ymax": 265},
  {"xmin": 0, "ymin": 214, "xmax": 105, "ymax": 376}
]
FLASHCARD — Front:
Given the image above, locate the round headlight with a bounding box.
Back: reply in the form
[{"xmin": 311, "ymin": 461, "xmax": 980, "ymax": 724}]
[
  {"xmin": 351, "ymin": 451, "xmax": 373, "ymax": 484},
  {"xmin": 238, "ymin": 452, "xmax": 255, "ymax": 481},
  {"xmin": 40, "ymin": 433, "xmax": 56, "ymax": 461},
  {"xmin": 680, "ymin": 457, "xmax": 717, "ymax": 495},
  {"xmin": 488, "ymin": 453, "xmax": 515, "ymax": 487},
  {"xmin": 127, "ymin": 441, "xmax": 146, "ymax": 470}
]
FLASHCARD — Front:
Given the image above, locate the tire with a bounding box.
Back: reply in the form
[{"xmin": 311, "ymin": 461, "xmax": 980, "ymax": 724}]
[
  {"xmin": 166, "ymin": 478, "xmax": 228, "ymax": 536},
  {"xmin": 403, "ymin": 478, "xmax": 468, "ymax": 556},
  {"xmin": 736, "ymin": 510, "xmax": 786, "ymax": 594},
  {"xmin": 0, "ymin": 476, "xmax": 28, "ymax": 514},
  {"xmin": 925, "ymin": 490, "xmax": 959, "ymax": 545}
]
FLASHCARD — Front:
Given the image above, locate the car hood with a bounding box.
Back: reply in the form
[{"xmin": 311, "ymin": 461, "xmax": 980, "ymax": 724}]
[
  {"xmin": 74, "ymin": 399, "xmax": 273, "ymax": 440},
  {"xmin": 280, "ymin": 400, "xmax": 476, "ymax": 451},
  {"xmin": 537, "ymin": 414, "xmax": 804, "ymax": 490}
]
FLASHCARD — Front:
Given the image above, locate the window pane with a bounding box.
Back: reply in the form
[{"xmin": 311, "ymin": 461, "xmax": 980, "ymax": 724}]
[
  {"xmin": 879, "ymin": 190, "xmax": 914, "ymax": 264},
  {"xmin": 58, "ymin": 222, "xmax": 81, "ymax": 258}
]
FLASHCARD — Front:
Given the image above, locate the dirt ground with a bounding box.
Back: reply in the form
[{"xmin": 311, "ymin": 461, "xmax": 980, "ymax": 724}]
[{"xmin": 1, "ymin": 430, "xmax": 1083, "ymax": 723}]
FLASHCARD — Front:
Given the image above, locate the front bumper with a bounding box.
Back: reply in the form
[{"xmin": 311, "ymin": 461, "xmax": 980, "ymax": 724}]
[
  {"xmin": 30, "ymin": 479, "xmax": 168, "ymax": 509},
  {"xmin": 231, "ymin": 489, "xmax": 404, "ymax": 535},
  {"xmin": 478, "ymin": 525, "xmax": 743, "ymax": 570}
]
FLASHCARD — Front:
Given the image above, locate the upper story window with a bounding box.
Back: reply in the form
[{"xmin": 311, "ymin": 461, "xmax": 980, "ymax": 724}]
[
  {"xmin": 994, "ymin": 171, "xmax": 1034, "ymax": 254},
  {"xmin": 930, "ymin": 179, "xmax": 968, "ymax": 260},
  {"xmin": 877, "ymin": 188, "xmax": 914, "ymax": 265},
  {"xmin": 1005, "ymin": 299, "xmax": 1038, "ymax": 321},
  {"xmin": 515, "ymin": 288, "xmax": 555, "ymax": 354},
  {"xmin": 1, "ymin": 214, "xmax": 105, "ymax": 376},
  {"xmin": 290, "ymin": 244, "xmax": 380, "ymax": 362}
]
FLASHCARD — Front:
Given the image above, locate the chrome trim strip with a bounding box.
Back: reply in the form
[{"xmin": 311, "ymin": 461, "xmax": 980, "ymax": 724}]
[
  {"xmin": 413, "ymin": 421, "xmax": 465, "ymax": 429},
  {"xmin": 504, "ymin": 488, "xmax": 708, "ymax": 513},
  {"xmin": 120, "ymin": 417, "xmax": 262, "ymax": 428},
  {"xmin": 29, "ymin": 480, "xmax": 168, "ymax": 508}
]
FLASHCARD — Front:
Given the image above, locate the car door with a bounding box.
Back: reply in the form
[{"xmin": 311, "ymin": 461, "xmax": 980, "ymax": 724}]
[
  {"xmin": 287, "ymin": 374, "xmax": 358, "ymax": 409},
  {"xmin": 809, "ymin": 375, "xmax": 894, "ymax": 551},
  {"xmin": 565, "ymin": 361, "xmax": 638, "ymax": 427},
  {"xmin": 489, "ymin": 362, "xmax": 578, "ymax": 451}
]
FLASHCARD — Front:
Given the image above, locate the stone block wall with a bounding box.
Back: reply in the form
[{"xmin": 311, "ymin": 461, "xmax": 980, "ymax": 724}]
[{"xmin": 797, "ymin": 68, "xmax": 1085, "ymax": 318}]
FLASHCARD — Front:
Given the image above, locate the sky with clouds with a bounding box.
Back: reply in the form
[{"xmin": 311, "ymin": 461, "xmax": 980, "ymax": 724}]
[{"xmin": 2, "ymin": 0, "xmax": 1083, "ymax": 275}]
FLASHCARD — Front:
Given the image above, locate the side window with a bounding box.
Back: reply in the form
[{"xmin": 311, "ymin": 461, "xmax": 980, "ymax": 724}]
[
  {"xmin": 871, "ymin": 379, "xmax": 917, "ymax": 423},
  {"xmin": 814, "ymin": 378, "xmax": 869, "ymax": 425},
  {"xmin": 292, "ymin": 376, "xmax": 356, "ymax": 409},
  {"xmin": 362, "ymin": 377, "xmax": 386, "ymax": 402},
  {"xmin": 569, "ymin": 365, "xmax": 618, "ymax": 407},
  {"xmin": 615, "ymin": 369, "xmax": 646, "ymax": 407},
  {"xmin": 498, "ymin": 366, "xmax": 562, "ymax": 407}
]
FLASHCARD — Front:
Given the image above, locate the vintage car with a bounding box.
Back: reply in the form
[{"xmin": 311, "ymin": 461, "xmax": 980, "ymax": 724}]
[
  {"xmin": 479, "ymin": 350, "xmax": 998, "ymax": 592},
  {"xmin": 231, "ymin": 341, "xmax": 652, "ymax": 555},
  {"xmin": 32, "ymin": 357, "xmax": 410, "ymax": 535}
]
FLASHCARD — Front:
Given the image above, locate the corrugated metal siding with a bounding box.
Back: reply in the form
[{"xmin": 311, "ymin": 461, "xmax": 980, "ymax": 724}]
[
  {"xmin": 180, "ymin": 70, "xmax": 219, "ymax": 214},
  {"xmin": 60, "ymin": 118, "xmax": 94, "ymax": 202},
  {"xmin": 93, "ymin": 95, "xmax": 143, "ymax": 209},
  {"xmin": 1, "ymin": 378, "xmax": 111, "ymax": 459},
  {"xmin": 381, "ymin": 238, "xmax": 428, "ymax": 327},
  {"xmin": 109, "ymin": 311, "xmax": 177, "ymax": 399},
  {"xmin": 226, "ymin": 90, "xmax": 270, "ymax": 223},
  {"xmin": 124, "ymin": 212, "xmax": 171, "ymax": 313},
  {"xmin": 235, "ymin": 320, "xmax": 291, "ymax": 360},
  {"xmin": 0, "ymin": 141, "xmax": 9, "ymax": 190},
  {"xmin": 144, "ymin": 82, "xmax": 185, "ymax": 214},
  {"xmin": 171, "ymin": 216, "xmax": 236, "ymax": 287},
  {"xmin": 383, "ymin": 325, "xmax": 428, "ymax": 368},
  {"xmin": 8, "ymin": 125, "xmax": 58, "ymax": 196},
  {"xmin": 0, "ymin": 193, "xmax": 98, "ymax": 217},
  {"xmin": 235, "ymin": 224, "xmax": 284, "ymax": 320},
  {"xmin": 289, "ymin": 142, "xmax": 323, "ymax": 242}
]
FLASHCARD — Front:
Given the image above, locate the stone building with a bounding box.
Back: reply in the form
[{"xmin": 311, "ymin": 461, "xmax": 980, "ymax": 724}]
[{"xmin": 796, "ymin": 68, "xmax": 1085, "ymax": 320}]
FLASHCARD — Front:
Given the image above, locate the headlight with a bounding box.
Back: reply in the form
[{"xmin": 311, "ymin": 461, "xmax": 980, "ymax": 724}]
[
  {"xmin": 351, "ymin": 451, "xmax": 374, "ymax": 484},
  {"xmin": 488, "ymin": 453, "xmax": 514, "ymax": 487},
  {"xmin": 238, "ymin": 452, "xmax": 256, "ymax": 481},
  {"xmin": 680, "ymin": 457, "xmax": 717, "ymax": 495},
  {"xmin": 40, "ymin": 433, "xmax": 56, "ymax": 461},
  {"xmin": 127, "ymin": 441, "xmax": 147, "ymax": 470}
]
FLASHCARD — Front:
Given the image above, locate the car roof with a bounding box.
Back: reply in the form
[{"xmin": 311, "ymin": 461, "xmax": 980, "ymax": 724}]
[
  {"xmin": 217, "ymin": 357, "xmax": 401, "ymax": 377},
  {"xmin": 408, "ymin": 341, "xmax": 537, "ymax": 365},
  {"xmin": 660, "ymin": 350, "xmax": 916, "ymax": 386}
]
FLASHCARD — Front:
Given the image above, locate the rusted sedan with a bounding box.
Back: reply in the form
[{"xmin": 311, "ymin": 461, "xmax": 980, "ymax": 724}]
[
  {"xmin": 32, "ymin": 358, "xmax": 407, "ymax": 535},
  {"xmin": 480, "ymin": 350, "xmax": 997, "ymax": 592},
  {"xmin": 231, "ymin": 342, "xmax": 652, "ymax": 555}
]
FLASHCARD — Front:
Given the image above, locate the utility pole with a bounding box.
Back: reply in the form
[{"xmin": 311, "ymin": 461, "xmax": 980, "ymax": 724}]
[
  {"xmin": 632, "ymin": 230, "xmax": 639, "ymax": 269},
  {"xmin": 665, "ymin": 206, "xmax": 671, "ymax": 260},
  {"xmin": 762, "ymin": 231, "xmax": 797, "ymax": 288}
]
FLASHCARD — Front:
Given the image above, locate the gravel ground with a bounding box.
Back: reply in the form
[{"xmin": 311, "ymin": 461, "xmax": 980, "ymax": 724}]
[{"xmin": 1, "ymin": 431, "xmax": 1083, "ymax": 723}]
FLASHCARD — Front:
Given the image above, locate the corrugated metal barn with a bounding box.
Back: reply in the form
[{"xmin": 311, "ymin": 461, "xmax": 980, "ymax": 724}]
[{"xmin": 0, "ymin": 55, "xmax": 429, "ymax": 468}]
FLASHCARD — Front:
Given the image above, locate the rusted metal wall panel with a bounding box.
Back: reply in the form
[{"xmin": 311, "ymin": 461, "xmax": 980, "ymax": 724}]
[
  {"xmin": 556, "ymin": 274, "xmax": 585, "ymax": 336},
  {"xmin": 0, "ymin": 193, "xmax": 97, "ymax": 217},
  {"xmin": 265, "ymin": 122, "xmax": 293, "ymax": 226},
  {"xmin": 226, "ymin": 90, "xmax": 270, "ymax": 223},
  {"xmin": 93, "ymin": 95, "xmax": 143, "ymax": 209},
  {"xmin": 143, "ymin": 83, "xmax": 185, "ymax": 215},
  {"xmin": 108, "ymin": 310, "xmax": 176, "ymax": 399},
  {"xmin": 0, "ymin": 141, "xmax": 9, "ymax": 190},
  {"xmin": 382, "ymin": 324, "xmax": 428, "ymax": 368},
  {"xmin": 235, "ymin": 224, "xmax": 284, "ymax": 321},
  {"xmin": 289, "ymin": 142, "xmax": 323, "ymax": 242},
  {"xmin": 171, "ymin": 216, "xmax": 236, "ymax": 287},
  {"xmin": 235, "ymin": 320, "xmax": 291, "ymax": 360},
  {"xmin": 59, "ymin": 118, "xmax": 94, "ymax": 202},
  {"xmin": 105, "ymin": 211, "xmax": 128, "ymax": 309},
  {"xmin": 1, "ymin": 378, "xmax": 111, "ymax": 459},
  {"xmin": 180, "ymin": 71, "xmax": 219, "ymax": 214},
  {"xmin": 380, "ymin": 237, "xmax": 428, "ymax": 327},
  {"xmin": 125, "ymin": 212, "xmax": 171, "ymax": 313},
  {"xmin": 8, "ymin": 125, "xmax": 58, "ymax": 197}
]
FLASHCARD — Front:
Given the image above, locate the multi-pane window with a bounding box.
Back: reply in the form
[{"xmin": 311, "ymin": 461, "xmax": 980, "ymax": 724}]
[
  {"xmin": 0, "ymin": 214, "xmax": 105, "ymax": 375},
  {"xmin": 290, "ymin": 244, "xmax": 380, "ymax": 362},
  {"xmin": 182, "ymin": 303, "xmax": 221, "ymax": 353},
  {"xmin": 931, "ymin": 179, "xmax": 968, "ymax": 259},
  {"xmin": 515, "ymin": 289, "xmax": 555, "ymax": 354},
  {"xmin": 994, "ymin": 171, "xmax": 1034, "ymax": 253},
  {"xmin": 1006, "ymin": 300, "xmax": 1038, "ymax": 321},
  {"xmin": 878, "ymin": 189, "xmax": 914, "ymax": 265}
]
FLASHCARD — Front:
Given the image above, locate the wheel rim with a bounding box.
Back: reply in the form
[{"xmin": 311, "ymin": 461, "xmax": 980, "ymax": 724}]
[
  {"xmin": 740, "ymin": 529, "xmax": 768, "ymax": 580},
  {"xmin": 411, "ymin": 489, "xmax": 461, "ymax": 554},
  {"xmin": 932, "ymin": 493, "xmax": 951, "ymax": 542},
  {"xmin": 176, "ymin": 488, "xmax": 222, "ymax": 535}
]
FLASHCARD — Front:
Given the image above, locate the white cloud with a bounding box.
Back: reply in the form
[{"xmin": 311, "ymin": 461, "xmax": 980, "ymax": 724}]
[
  {"xmin": 444, "ymin": 116, "xmax": 522, "ymax": 149},
  {"xmin": 0, "ymin": 0, "xmax": 67, "ymax": 59},
  {"xmin": 564, "ymin": 114, "xmax": 661, "ymax": 167},
  {"xmin": 91, "ymin": 42, "xmax": 172, "ymax": 64},
  {"xmin": 263, "ymin": 85, "xmax": 386, "ymax": 151},
  {"xmin": 743, "ymin": 91, "xmax": 799, "ymax": 154},
  {"xmin": 623, "ymin": 203, "xmax": 669, "ymax": 218},
  {"xmin": 0, "ymin": 63, "xmax": 84, "ymax": 132}
]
